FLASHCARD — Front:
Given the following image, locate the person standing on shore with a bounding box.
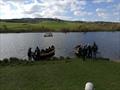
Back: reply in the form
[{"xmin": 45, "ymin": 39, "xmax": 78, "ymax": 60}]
[
  {"xmin": 28, "ymin": 48, "xmax": 32, "ymax": 60},
  {"xmin": 35, "ymin": 46, "xmax": 40, "ymax": 60},
  {"xmin": 92, "ymin": 42, "xmax": 98, "ymax": 58},
  {"xmin": 87, "ymin": 44, "xmax": 92, "ymax": 58},
  {"xmin": 82, "ymin": 44, "xmax": 87, "ymax": 61}
]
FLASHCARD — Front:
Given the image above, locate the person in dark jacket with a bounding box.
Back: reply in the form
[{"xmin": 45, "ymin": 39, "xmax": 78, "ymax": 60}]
[
  {"xmin": 92, "ymin": 42, "xmax": 98, "ymax": 58},
  {"xmin": 82, "ymin": 44, "xmax": 87, "ymax": 61},
  {"xmin": 87, "ymin": 44, "xmax": 92, "ymax": 58},
  {"xmin": 35, "ymin": 46, "xmax": 40, "ymax": 60},
  {"xmin": 28, "ymin": 48, "xmax": 32, "ymax": 60}
]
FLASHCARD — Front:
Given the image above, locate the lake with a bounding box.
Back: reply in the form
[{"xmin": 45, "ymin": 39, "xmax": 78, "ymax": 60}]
[{"xmin": 0, "ymin": 32, "xmax": 120, "ymax": 61}]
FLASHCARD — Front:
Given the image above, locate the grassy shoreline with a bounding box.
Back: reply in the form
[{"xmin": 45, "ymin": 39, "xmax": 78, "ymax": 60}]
[
  {"xmin": 0, "ymin": 21, "xmax": 120, "ymax": 33},
  {"xmin": 0, "ymin": 29, "xmax": 120, "ymax": 33},
  {"xmin": 0, "ymin": 58, "xmax": 120, "ymax": 90}
]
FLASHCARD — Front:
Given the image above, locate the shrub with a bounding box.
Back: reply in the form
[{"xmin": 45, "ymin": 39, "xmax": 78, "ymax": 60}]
[
  {"xmin": 9, "ymin": 57, "xmax": 20, "ymax": 63},
  {"xmin": 3, "ymin": 58, "xmax": 9, "ymax": 63}
]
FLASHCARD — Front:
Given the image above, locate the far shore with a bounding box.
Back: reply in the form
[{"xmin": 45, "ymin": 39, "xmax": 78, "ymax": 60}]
[
  {"xmin": 0, "ymin": 30, "xmax": 120, "ymax": 33},
  {"xmin": 0, "ymin": 20, "xmax": 120, "ymax": 33}
]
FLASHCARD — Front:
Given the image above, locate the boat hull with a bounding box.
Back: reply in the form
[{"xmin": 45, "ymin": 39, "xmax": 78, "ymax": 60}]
[
  {"xmin": 32, "ymin": 49, "xmax": 55, "ymax": 60},
  {"xmin": 74, "ymin": 45, "xmax": 81, "ymax": 57}
]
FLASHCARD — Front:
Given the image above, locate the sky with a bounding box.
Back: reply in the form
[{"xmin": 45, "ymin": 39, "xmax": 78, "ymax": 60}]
[{"xmin": 0, "ymin": 0, "xmax": 120, "ymax": 22}]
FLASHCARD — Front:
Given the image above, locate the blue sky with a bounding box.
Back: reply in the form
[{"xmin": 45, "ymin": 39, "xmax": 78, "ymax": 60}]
[{"xmin": 0, "ymin": 0, "xmax": 120, "ymax": 22}]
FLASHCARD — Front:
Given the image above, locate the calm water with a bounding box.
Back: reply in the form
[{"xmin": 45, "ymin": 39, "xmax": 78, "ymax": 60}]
[{"xmin": 0, "ymin": 32, "xmax": 120, "ymax": 61}]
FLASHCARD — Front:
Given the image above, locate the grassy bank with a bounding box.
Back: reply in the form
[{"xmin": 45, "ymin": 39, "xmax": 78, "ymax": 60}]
[
  {"xmin": 0, "ymin": 58, "xmax": 120, "ymax": 90},
  {"xmin": 0, "ymin": 21, "xmax": 120, "ymax": 33}
]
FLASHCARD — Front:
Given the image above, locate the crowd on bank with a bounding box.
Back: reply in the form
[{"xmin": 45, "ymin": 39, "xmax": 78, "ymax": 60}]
[
  {"xmin": 76, "ymin": 42, "xmax": 98, "ymax": 60},
  {"xmin": 27, "ymin": 42, "xmax": 98, "ymax": 61}
]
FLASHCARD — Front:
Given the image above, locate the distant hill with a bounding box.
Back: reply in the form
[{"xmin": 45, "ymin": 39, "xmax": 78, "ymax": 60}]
[
  {"xmin": 0, "ymin": 18, "xmax": 119, "ymax": 24},
  {"xmin": 0, "ymin": 18, "xmax": 120, "ymax": 33},
  {"xmin": 0, "ymin": 18, "xmax": 64, "ymax": 23}
]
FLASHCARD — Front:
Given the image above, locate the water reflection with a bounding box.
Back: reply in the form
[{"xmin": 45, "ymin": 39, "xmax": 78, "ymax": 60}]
[{"xmin": 0, "ymin": 32, "xmax": 120, "ymax": 61}]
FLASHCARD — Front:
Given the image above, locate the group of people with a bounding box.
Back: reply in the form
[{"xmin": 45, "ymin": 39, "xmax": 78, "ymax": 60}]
[
  {"xmin": 27, "ymin": 45, "xmax": 55, "ymax": 60},
  {"xmin": 27, "ymin": 42, "xmax": 98, "ymax": 61},
  {"xmin": 76, "ymin": 42, "xmax": 98, "ymax": 60}
]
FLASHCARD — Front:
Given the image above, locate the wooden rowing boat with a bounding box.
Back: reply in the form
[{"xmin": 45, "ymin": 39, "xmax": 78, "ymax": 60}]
[{"xmin": 32, "ymin": 46, "xmax": 55, "ymax": 60}]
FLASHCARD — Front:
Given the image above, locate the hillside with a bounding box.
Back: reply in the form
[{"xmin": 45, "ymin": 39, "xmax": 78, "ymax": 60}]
[{"xmin": 0, "ymin": 18, "xmax": 120, "ymax": 33}]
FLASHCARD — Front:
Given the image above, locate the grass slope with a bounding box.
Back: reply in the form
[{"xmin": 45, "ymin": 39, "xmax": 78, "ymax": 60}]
[
  {"xmin": 0, "ymin": 21, "xmax": 120, "ymax": 33},
  {"xmin": 0, "ymin": 58, "xmax": 120, "ymax": 90}
]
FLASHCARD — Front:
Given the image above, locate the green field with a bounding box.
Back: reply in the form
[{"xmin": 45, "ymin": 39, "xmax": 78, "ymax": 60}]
[
  {"xmin": 0, "ymin": 21, "xmax": 120, "ymax": 33},
  {"xmin": 0, "ymin": 58, "xmax": 120, "ymax": 90}
]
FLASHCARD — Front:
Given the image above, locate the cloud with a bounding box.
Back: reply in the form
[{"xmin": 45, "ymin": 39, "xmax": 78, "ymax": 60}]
[
  {"xmin": 0, "ymin": 0, "xmax": 88, "ymax": 19},
  {"xmin": 116, "ymin": 3, "xmax": 120, "ymax": 10},
  {"xmin": 2, "ymin": 0, "xmax": 35, "ymax": 4},
  {"xmin": 70, "ymin": 0, "xmax": 86, "ymax": 11},
  {"xmin": 69, "ymin": 0, "xmax": 92, "ymax": 17},
  {"xmin": 93, "ymin": 0, "xmax": 113, "ymax": 3},
  {"xmin": 23, "ymin": 5, "xmax": 42, "ymax": 14},
  {"xmin": 95, "ymin": 6, "xmax": 120, "ymax": 22},
  {"xmin": 23, "ymin": 0, "xmax": 89, "ymax": 19},
  {"xmin": 22, "ymin": 0, "xmax": 69, "ymax": 18},
  {"xmin": 0, "ymin": 0, "xmax": 119, "ymax": 22},
  {"xmin": 113, "ymin": 3, "xmax": 120, "ymax": 21},
  {"xmin": 96, "ymin": 8, "xmax": 108, "ymax": 18},
  {"xmin": 0, "ymin": 0, "xmax": 91, "ymax": 19},
  {"xmin": 0, "ymin": 0, "xmax": 24, "ymax": 19},
  {"xmin": 74, "ymin": 10, "xmax": 92, "ymax": 16}
]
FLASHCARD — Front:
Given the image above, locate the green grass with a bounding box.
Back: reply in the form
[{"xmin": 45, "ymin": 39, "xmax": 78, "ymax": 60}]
[
  {"xmin": 0, "ymin": 58, "xmax": 120, "ymax": 90},
  {"xmin": 0, "ymin": 21, "xmax": 120, "ymax": 33}
]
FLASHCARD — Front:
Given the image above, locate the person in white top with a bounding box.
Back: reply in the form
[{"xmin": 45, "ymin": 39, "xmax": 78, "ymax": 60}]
[{"xmin": 85, "ymin": 82, "xmax": 95, "ymax": 90}]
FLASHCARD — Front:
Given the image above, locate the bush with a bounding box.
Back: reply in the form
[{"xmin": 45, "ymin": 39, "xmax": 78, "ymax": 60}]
[
  {"xmin": 51, "ymin": 57, "xmax": 59, "ymax": 60},
  {"xmin": 61, "ymin": 28, "xmax": 69, "ymax": 32},
  {"xmin": 59, "ymin": 56, "xmax": 65, "ymax": 60},
  {"xmin": 9, "ymin": 57, "xmax": 20, "ymax": 63},
  {"xmin": 3, "ymin": 58, "xmax": 9, "ymax": 63},
  {"xmin": 66, "ymin": 56, "xmax": 71, "ymax": 59}
]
